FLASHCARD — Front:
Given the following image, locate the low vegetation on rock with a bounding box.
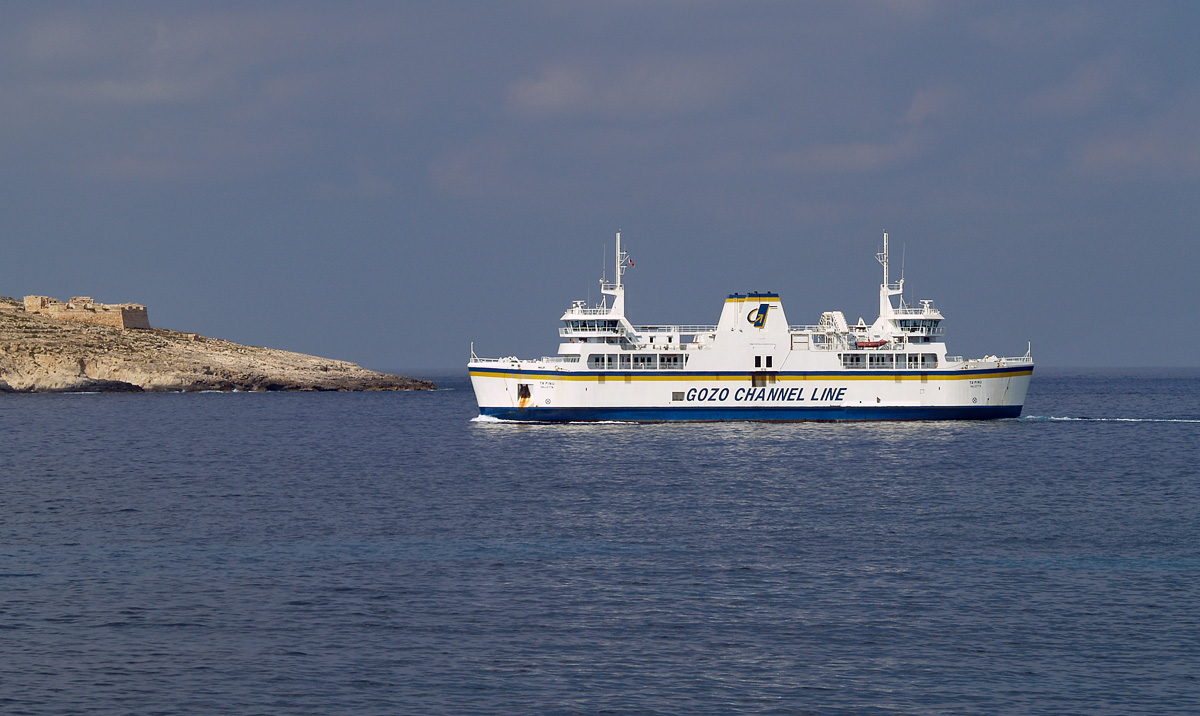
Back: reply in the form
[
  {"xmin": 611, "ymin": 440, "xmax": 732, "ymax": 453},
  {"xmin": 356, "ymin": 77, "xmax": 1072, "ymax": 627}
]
[{"xmin": 0, "ymin": 297, "xmax": 435, "ymax": 393}]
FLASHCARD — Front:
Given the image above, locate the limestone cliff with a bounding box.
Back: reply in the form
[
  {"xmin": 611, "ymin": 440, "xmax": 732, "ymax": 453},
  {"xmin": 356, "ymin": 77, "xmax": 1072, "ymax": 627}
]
[{"xmin": 0, "ymin": 297, "xmax": 435, "ymax": 392}]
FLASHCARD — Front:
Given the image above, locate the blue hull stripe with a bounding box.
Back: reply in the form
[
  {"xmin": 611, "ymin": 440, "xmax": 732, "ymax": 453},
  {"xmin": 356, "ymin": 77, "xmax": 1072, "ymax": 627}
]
[{"xmin": 478, "ymin": 405, "xmax": 1023, "ymax": 422}]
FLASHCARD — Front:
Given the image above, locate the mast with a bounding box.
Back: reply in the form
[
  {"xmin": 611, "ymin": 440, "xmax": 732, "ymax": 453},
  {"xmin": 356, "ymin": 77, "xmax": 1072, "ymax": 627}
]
[
  {"xmin": 876, "ymin": 231, "xmax": 903, "ymax": 318},
  {"xmin": 880, "ymin": 231, "xmax": 889, "ymax": 288},
  {"xmin": 615, "ymin": 231, "xmax": 622, "ymax": 289},
  {"xmin": 601, "ymin": 231, "xmax": 627, "ymax": 317}
]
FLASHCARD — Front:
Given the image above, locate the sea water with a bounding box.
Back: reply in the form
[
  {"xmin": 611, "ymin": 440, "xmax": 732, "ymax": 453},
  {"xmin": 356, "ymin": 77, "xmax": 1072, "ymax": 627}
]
[{"xmin": 1, "ymin": 369, "xmax": 1197, "ymax": 715}]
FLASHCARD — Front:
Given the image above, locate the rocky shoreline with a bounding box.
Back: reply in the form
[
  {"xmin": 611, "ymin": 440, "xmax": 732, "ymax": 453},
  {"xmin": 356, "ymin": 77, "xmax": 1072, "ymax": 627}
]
[{"xmin": 0, "ymin": 297, "xmax": 435, "ymax": 393}]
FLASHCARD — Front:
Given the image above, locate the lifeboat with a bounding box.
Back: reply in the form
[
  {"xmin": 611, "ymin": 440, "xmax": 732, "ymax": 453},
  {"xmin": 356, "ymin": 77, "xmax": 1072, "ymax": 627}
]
[{"xmin": 855, "ymin": 339, "xmax": 888, "ymax": 348}]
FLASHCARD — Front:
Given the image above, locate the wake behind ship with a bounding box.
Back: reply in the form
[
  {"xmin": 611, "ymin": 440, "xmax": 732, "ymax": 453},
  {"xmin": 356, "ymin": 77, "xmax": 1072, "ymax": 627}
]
[{"xmin": 469, "ymin": 232, "xmax": 1033, "ymax": 422}]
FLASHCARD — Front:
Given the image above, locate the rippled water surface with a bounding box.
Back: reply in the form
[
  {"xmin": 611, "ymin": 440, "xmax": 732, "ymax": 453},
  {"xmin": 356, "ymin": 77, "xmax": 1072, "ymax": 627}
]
[{"xmin": 2, "ymin": 369, "xmax": 1198, "ymax": 714}]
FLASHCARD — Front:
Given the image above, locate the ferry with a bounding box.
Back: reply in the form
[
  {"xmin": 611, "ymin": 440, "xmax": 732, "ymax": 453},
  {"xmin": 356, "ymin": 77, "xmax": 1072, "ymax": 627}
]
[{"xmin": 469, "ymin": 232, "xmax": 1033, "ymax": 421}]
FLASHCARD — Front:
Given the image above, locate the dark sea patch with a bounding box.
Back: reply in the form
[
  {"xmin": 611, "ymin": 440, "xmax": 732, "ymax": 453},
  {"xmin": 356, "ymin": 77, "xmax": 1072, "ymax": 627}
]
[{"xmin": 1, "ymin": 368, "xmax": 1198, "ymax": 714}]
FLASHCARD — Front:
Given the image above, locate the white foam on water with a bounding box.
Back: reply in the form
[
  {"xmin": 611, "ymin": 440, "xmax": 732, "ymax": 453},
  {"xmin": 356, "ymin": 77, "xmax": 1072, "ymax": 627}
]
[
  {"xmin": 476, "ymin": 414, "xmax": 1199, "ymax": 425},
  {"xmin": 470, "ymin": 414, "xmax": 506, "ymax": 423},
  {"xmin": 1023, "ymin": 415, "xmax": 1200, "ymax": 424},
  {"xmin": 470, "ymin": 415, "xmax": 636, "ymax": 425}
]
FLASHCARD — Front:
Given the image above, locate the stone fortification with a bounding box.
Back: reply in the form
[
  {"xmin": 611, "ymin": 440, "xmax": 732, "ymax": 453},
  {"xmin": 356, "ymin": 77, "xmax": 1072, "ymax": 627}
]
[
  {"xmin": 0, "ymin": 295, "xmax": 435, "ymax": 392},
  {"xmin": 24, "ymin": 295, "xmax": 150, "ymax": 330}
]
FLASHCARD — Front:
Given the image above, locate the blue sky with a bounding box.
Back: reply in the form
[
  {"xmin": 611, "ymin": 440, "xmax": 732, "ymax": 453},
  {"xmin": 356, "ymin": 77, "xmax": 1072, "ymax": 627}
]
[{"xmin": 2, "ymin": 2, "xmax": 1197, "ymax": 373}]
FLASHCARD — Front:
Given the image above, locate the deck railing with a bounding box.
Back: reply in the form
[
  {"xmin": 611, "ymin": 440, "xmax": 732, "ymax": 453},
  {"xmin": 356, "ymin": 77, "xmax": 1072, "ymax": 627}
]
[
  {"xmin": 564, "ymin": 306, "xmax": 617, "ymax": 316},
  {"xmin": 560, "ymin": 326, "xmax": 624, "ymax": 335},
  {"xmin": 470, "ymin": 355, "xmax": 579, "ymax": 365},
  {"xmin": 633, "ymin": 325, "xmax": 717, "ymax": 334}
]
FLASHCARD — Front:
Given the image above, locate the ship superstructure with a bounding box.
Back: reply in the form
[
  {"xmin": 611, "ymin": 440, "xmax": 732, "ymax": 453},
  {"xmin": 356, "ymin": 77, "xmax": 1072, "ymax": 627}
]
[{"xmin": 469, "ymin": 232, "xmax": 1033, "ymax": 421}]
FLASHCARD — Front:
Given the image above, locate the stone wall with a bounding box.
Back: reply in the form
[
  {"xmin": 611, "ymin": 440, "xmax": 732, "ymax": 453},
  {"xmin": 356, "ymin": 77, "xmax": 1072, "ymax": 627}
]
[{"xmin": 24, "ymin": 295, "xmax": 150, "ymax": 330}]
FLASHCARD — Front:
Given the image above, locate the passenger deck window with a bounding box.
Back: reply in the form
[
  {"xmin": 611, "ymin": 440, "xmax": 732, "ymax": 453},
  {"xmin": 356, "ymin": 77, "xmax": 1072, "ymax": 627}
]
[
  {"xmin": 869, "ymin": 354, "xmax": 894, "ymax": 369},
  {"xmin": 633, "ymin": 354, "xmax": 657, "ymax": 370},
  {"xmin": 587, "ymin": 355, "xmax": 617, "ymax": 369},
  {"xmin": 841, "ymin": 353, "xmax": 865, "ymax": 369}
]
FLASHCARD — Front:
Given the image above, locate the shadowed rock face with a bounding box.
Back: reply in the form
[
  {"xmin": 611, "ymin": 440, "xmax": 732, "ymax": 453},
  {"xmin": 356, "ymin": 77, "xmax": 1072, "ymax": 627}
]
[{"xmin": 0, "ymin": 297, "xmax": 435, "ymax": 393}]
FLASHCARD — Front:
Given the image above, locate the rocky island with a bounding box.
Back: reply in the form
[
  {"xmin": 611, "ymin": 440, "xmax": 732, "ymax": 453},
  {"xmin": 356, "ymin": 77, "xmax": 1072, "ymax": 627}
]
[{"xmin": 0, "ymin": 296, "xmax": 435, "ymax": 393}]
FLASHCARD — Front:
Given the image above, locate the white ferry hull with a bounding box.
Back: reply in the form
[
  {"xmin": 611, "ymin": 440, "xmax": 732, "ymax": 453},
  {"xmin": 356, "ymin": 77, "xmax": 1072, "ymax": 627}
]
[
  {"xmin": 469, "ymin": 364, "xmax": 1031, "ymax": 422},
  {"xmin": 469, "ymin": 231, "xmax": 1034, "ymax": 423}
]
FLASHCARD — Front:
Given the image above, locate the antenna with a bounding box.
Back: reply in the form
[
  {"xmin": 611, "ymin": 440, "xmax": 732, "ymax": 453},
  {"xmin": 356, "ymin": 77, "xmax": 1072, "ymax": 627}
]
[
  {"xmin": 876, "ymin": 231, "xmax": 890, "ymax": 287},
  {"xmin": 615, "ymin": 231, "xmax": 622, "ymax": 289}
]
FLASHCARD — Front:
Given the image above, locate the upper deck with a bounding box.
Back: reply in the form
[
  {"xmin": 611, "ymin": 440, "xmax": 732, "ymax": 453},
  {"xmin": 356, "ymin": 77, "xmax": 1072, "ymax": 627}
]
[{"xmin": 471, "ymin": 231, "xmax": 1031, "ymax": 373}]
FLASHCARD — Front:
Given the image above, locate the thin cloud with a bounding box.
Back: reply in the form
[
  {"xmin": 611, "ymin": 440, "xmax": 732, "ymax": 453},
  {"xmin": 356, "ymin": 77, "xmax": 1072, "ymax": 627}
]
[
  {"xmin": 506, "ymin": 58, "xmax": 740, "ymax": 122},
  {"xmin": 972, "ymin": 5, "xmax": 1100, "ymax": 53},
  {"xmin": 906, "ymin": 86, "xmax": 955, "ymax": 125},
  {"xmin": 24, "ymin": 16, "xmax": 95, "ymax": 64},
  {"xmin": 769, "ymin": 133, "xmax": 924, "ymax": 174},
  {"xmin": 1023, "ymin": 56, "xmax": 1144, "ymax": 116},
  {"xmin": 3, "ymin": 7, "xmax": 411, "ymax": 183},
  {"xmin": 83, "ymin": 125, "xmax": 307, "ymax": 181},
  {"xmin": 768, "ymin": 88, "xmax": 937, "ymax": 175},
  {"xmin": 1075, "ymin": 91, "xmax": 1200, "ymax": 179},
  {"xmin": 313, "ymin": 158, "xmax": 393, "ymax": 200},
  {"xmin": 40, "ymin": 73, "xmax": 224, "ymax": 105},
  {"xmin": 429, "ymin": 143, "xmax": 521, "ymax": 199}
]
